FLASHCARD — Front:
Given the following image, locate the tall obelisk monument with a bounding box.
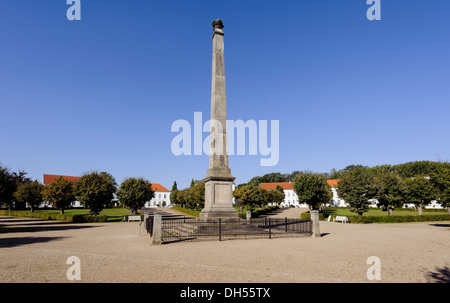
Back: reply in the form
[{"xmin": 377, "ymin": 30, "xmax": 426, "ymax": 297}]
[{"xmin": 200, "ymin": 19, "xmax": 239, "ymax": 219}]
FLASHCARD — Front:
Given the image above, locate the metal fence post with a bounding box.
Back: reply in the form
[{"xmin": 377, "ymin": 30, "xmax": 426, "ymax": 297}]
[
  {"xmin": 285, "ymin": 217, "xmax": 288, "ymax": 233},
  {"xmin": 219, "ymin": 218, "xmax": 222, "ymax": 241},
  {"xmin": 268, "ymin": 218, "xmax": 272, "ymax": 239}
]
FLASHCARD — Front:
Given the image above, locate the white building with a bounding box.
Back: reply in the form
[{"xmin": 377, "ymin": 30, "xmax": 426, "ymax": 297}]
[
  {"xmin": 261, "ymin": 179, "xmax": 443, "ymax": 209},
  {"xmin": 145, "ymin": 183, "xmax": 171, "ymax": 207},
  {"xmin": 260, "ymin": 182, "xmax": 308, "ymax": 208},
  {"xmin": 42, "ymin": 174, "xmax": 82, "ymax": 208}
]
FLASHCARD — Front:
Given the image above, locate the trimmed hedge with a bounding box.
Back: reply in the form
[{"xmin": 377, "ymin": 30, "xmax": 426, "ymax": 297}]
[
  {"xmin": 344, "ymin": 214, "xmax": 450, "ymax": 224},
  {"xmin": 0, "ymin": 210, "xmax": 108, "ymax": 223},
  {"xmin": 300, "ymin": 212, "xmax": 324, "ymax": 220},
  {"xmin": 301, "ymin": 211, "xmax": 450, "ymax": 224}
]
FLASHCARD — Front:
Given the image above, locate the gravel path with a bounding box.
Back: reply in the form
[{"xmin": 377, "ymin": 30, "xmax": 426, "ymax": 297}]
[{"xmin": 0, "ymin": 210, "xmax": 449, "ymax": 283}]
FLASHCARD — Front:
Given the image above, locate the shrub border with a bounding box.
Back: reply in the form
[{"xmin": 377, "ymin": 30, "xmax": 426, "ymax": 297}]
[
  {"xmin": 0, "ymin": 210, "xmax": 108, "ymax": 223},
  {"xmin": 301, "ymin": 211, "xmax": 450, "ymax": 223}
]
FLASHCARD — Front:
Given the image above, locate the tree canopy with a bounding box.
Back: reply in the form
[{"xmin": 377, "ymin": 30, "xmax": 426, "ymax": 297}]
[
  {"xmin": 405, "ymin": 175, "xmax": 436, "ymax": 215},
  {"xmin": 14, "ymin": 180, "xmax": 44, "ymax": 212},
  {"xmin": 293, "ymin": 172, "xmax": 332, "ymax": 210},
  {"xmin": 42, "ymin": 176, "xmax": 75, "ymax": 214},
  {"xmin": 429, "ymin": 166, "xmax": 450, "ymax": 213},
  {"xmin": 374, "ymin": 172, "xmax": 407, "ymax": 215},
  {"xmin": 336, "ymin": 166, "xmax": 377, "ymax": 216},
  {"xmin": 173, "ymin": 182, "xmax": 205, "ymax": 210},
  {"xmin": 117, "ymin": 178, "xmax": 154, "ymax": 215},
  {"xmin": 0, "ymin": 165, "xmax": 16, "ymax": 210},
  {"xmin": 74, "ymin": 171, "xmax": 117, "ymax": 215}
]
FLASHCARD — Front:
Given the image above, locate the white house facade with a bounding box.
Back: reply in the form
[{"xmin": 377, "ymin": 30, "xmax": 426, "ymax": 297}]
[
  {"xmin": 260, "ymin": 182, "xmax": 308, "ymax": 208},
  {"xmin": 260, "ymin": 180, "xmax": 444, "ymax": 209},
  {"xmin": 145, "ymin": 183, "xmax": 171, "ymax": 207}
]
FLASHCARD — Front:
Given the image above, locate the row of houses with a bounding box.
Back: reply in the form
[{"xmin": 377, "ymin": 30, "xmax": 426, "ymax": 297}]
[
  {"xmin": 38, "ymin": 175, "xmax": 444, "ymax": 210},
  {"xmin": 41, "ymin": 174, "xmax": 171, "ymax": 208},
  {"xmin": 260, "ymin": 180, "xmax": 444, "ymax": 209},
  {"xmin": 260, "ymin": 180, "xmax": 346, "ymax": 208}
]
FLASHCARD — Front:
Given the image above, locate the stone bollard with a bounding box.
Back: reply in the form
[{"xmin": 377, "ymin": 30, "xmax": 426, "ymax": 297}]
[
  {"xmin": 151, "ymin": 212, "xmax": 162, "ymax": 245},
  {"xmin": 246, "ymin": 211, "xmax": 252, "ymax": 224},
  {"xmin": 310, "ymin": 210, "xmax": 321, "ymax": 238}
]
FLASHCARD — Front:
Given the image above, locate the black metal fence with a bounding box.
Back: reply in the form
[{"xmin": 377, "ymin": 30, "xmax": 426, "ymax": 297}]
[{"xmin": 145, "ymin": 215, "xmax": 312, "ymax": 244}]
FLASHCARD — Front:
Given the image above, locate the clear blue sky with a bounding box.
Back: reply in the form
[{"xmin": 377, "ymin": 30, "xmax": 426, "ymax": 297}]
[{"xmin": 1, "ymin": 1, "xmax": 449, "ymax": 189}]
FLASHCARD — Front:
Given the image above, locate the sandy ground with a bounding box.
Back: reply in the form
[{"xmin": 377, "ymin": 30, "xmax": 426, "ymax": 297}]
[{"xmin": 0, "ymin": 208, "xmax": 449, "ymax": 283}]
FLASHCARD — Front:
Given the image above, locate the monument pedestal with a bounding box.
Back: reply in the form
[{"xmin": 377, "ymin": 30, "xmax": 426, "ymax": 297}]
[{"xmin": 200, "ymin": 175, "xmax": 239, "ymax": 220}]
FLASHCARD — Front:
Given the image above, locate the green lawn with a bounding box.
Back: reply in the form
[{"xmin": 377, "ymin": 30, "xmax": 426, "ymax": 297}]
[{"xmin": 323, "ymin": 207, "xmax": 447, "ymax": 217}]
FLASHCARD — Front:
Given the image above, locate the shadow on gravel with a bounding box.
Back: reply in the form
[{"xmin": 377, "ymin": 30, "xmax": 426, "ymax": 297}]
[
  {"xmin": 0, "ymin": 236, "xmax": 67, "ymax": 248},
  {"xmin": 0, "ymin": 218, "xmax": 46, "ymax": 224},
  {"xmin": 0, "ymin": 223, "xmax": 98, "ymax": 234},
  {"xmin": 426, "ymin": 266, "xmax": 450, "ymax": 283},
  {"xmin": 428, "ymin": 223, "xmax": 450, "ymax": 228}
]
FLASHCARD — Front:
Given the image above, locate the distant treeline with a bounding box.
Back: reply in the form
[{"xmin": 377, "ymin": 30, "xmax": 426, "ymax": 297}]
[{"xmin": 243, "ymin": 161, "xmax": 450, "ymax": 186}]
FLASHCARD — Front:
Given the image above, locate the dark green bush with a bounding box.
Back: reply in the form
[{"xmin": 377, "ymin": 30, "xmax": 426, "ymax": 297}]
[
  {"xmin": 300, "ymin": 212, "xmax": 324, "ymax": 220},
  {"xmin": 300, "ymin": 210, "xmax": 450, "ymax": 224},
  {"xmin": 341, "ymin": 214, "xmax": 450, "ymax": 224},
  {"xmin": 72, "ymin": 214, "xmax": 108, "ymax": 223},
  {"xmin": 0, "ymin": 210, "xmax": 108, "ymax": 223}
]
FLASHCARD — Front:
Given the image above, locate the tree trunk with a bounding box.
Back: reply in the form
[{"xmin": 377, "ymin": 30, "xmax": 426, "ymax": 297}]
[
  {"xmin": 30, "ymin": 205, "xmax": 35, "ymax": 213},
  {"xmin": 447, "ymin": 207, "xmax": 450, "ymax": 214},
  {"xmin": 388, "ymin": 208, "xmax": 393, "ymax": 216},
  {"xmin": 60, "ymin": 208, "xmax": 64, "ymax": 214},
  {"xmin": 418, "ymin": 205, "xmax": 423, "ymax": 216}
]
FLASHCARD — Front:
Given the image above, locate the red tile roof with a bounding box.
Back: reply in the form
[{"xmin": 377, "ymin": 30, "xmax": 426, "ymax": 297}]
[
  {"xmin": 43, "ymin": 174, "xmax": 81, "ymax": 184},
  {"xmin": 260, "ymin": 182, "xmax": 294, "ymax": 190},
  {"xmin": 261, "ymin": 180, "xmax": 341, "ymax": 190},
  {"xmin": 151, "ymin": 183, "xmax": 170, "ymax": 192},
  {"xmin": 327, "ymin": 179, "xmax": 339, "ymax": 188}
]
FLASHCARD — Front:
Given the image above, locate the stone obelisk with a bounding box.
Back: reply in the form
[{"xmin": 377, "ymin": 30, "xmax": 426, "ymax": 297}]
[{"xmin": 200, "ymin": 19, "xmax": 239, "ymax": 220}]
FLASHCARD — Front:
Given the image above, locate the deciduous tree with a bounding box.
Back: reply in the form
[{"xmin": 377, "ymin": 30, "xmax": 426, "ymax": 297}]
[
  {"xmin": 42, "ymin": 177, "xmax": 75, "ymax": 214},
  {"xmin": 117, "ymin": 178, "xmax": 154, "ymax": 215},
  {"xmin": 405, "ymin": 175, "xmax": 436, "ymax": 215},
  {"xmin": 430, "ymin": 167, "xmax": 450, "ymax": 214},
  {"xmin": 293, "ymin": 172, "xmax": 332, "ymax": 211},
  {"xmin": 336, "ymin": 166, "xmax": 377, "ymax": 216},
  {"xmin": 74, "ymin": 171, "xmax": 117, "ymax": 215},
  {"xmin": 374, "ymin": 172, "xmax": 407, "ymax": 215},
  {"xmin": 14, "ymin": 180, "xmax": 44, "ymax": 212},
  {"xmin": 0, "ymin": 165, "xmax": 16, "ymax": 210}
]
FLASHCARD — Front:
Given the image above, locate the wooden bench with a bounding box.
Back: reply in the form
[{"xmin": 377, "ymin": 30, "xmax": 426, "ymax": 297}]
[
  {"xmin": 333, "ymin": 216, "xmax": 349, "ymax": 223},
  {"xmin": 128, "ymin": 215, "xmax": 142, "ymax": 222}
]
